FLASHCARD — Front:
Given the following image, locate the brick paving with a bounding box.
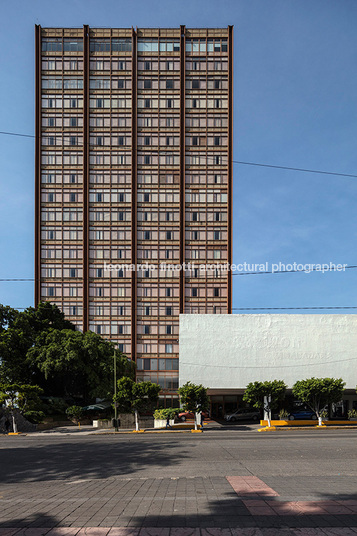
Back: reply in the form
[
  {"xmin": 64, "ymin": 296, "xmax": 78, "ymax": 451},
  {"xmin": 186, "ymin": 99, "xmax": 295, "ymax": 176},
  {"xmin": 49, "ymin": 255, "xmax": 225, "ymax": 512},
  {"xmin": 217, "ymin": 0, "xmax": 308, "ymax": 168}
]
[{"xmin": 1, "ymin": 430, "xmax": 357, "ymax": 533}]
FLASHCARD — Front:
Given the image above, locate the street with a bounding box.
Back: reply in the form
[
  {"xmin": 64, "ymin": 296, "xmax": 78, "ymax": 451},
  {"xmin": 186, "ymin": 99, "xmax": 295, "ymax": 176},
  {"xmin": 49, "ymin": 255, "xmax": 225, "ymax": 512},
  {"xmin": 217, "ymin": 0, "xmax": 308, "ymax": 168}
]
[{"xmin": 0, "ymin": 429, "xmax": 357, "ymax": 534}]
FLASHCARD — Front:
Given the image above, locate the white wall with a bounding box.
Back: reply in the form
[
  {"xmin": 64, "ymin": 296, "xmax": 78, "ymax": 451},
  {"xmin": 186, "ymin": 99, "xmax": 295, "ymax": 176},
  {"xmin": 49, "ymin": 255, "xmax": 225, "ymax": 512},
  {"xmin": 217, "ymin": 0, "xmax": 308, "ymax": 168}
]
[{"xmin": 179, "ymin": 314, "xmax": 357, "ymax": 389}]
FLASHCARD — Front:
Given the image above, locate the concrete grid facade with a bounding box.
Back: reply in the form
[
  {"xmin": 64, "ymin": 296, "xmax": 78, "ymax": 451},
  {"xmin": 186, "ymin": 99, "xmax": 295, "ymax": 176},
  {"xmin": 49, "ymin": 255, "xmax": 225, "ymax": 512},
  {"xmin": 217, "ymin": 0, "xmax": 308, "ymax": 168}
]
[{"xmin": 35, "ymin": 25, "xmax": 233, "ymax": 403}]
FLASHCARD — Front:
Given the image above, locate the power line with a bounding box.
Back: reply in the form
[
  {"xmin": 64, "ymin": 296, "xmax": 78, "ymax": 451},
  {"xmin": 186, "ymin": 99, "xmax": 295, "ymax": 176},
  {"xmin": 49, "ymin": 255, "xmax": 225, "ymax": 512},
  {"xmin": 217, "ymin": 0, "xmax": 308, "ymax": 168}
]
[
  {"xmin": 5, "ymin": 305, "xmax": 357, "ymax": 311},
  {"xmin": 0, "ymin": 131, "xmax": 35, "ymax": 139},
  {"xmin": 0, "ymin": 130, "xmax": 356, "ymax": 179},
  {"xmin": 231, "ymin": 306, "xmax": 357, "ymax": 310}
]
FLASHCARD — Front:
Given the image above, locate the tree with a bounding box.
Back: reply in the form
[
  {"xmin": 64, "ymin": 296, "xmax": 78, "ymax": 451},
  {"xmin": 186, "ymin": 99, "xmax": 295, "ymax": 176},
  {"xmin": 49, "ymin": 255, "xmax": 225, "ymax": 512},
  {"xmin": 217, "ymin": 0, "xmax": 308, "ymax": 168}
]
[
  {"xmin": 0, "ymin": 301, "xmax": 75, "ymax": 384},
  {"xmin": 0, "ymin": 383, "xmax": 43, "ymax": 432},
  {"xmin": 178, "ymin": 381, "xmax": 209, "ymax": 430},
  {"xmin": 114, "ymin": 377, "xmax": 161, "ymax": 431},
  {"xmin": 243, "ymin": 380, "xmax": 287, "ymax": 427},
  {"xmin": 27, "ymin": 329, "xmax": 135, "ymax": 402},
  {"xmin": 292, "ymin": 377, "xmax": 346, "ymax": 426}
]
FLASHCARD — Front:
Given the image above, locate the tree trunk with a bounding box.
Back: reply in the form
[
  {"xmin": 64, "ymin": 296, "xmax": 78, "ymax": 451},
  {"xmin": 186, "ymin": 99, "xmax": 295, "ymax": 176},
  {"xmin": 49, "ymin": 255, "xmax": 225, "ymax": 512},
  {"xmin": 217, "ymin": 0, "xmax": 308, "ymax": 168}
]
[
  {"xmin": 318, "ymin": 415, "xmax": 322, "ymax": 426},
  {"xmin": 267, "ymin": 416, "xmax": 271, "ymax": 428},
  {"xmin": 135, "ymin": 409, "xmax": 139, "ymax": 431},
  {"xmin": 194, "ymin": 413, "xmax": 197, "ymax": 430},
  {"xmin": 12, "ymin": 413, "xmax": 17, "ymax": 434}
]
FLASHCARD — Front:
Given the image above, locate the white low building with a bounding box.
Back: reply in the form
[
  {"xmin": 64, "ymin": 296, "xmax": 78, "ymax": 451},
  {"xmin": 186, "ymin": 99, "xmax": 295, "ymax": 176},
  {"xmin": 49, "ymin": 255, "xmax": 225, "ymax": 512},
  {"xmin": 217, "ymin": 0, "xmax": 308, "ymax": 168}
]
[{"xmin": 179, "ymin": 314, "xmax": 357, "ymax": 417}]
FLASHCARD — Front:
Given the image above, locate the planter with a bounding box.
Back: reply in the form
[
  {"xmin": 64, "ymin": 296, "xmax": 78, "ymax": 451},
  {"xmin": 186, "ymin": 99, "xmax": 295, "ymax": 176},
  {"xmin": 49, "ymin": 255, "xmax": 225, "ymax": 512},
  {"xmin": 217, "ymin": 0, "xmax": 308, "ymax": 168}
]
[
  {"xmin": 154, "ymin": 419, "xmax": 175, "ymax": 429},
  {"xmin": 93, "ymin": 420, "xmax": 112, "ymax": 429},
  {"xmin": 349, "ymin": 417, "xmax": 357, "ymax": 421}
]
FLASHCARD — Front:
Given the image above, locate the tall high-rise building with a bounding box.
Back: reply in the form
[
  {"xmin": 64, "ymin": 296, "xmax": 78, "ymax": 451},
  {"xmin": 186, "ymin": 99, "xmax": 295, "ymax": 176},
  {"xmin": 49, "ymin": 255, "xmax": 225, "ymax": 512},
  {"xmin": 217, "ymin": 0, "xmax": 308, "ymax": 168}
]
[{"xmin": 35, "ymin": 25, "xmax": 233, "ymax": 405}]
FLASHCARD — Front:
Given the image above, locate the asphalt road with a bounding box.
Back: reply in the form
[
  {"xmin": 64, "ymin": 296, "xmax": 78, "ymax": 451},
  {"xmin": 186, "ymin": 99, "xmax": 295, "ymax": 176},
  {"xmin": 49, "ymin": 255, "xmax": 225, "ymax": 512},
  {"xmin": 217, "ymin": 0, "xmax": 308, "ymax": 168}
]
[{"xmin": 0, "ymin": 429, "xmax": 357, "ymax": 530}]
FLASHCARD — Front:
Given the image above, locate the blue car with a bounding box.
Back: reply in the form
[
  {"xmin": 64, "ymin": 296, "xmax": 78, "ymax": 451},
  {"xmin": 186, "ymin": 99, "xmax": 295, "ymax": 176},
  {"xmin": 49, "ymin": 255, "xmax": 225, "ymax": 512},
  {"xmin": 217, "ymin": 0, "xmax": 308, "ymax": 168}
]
[{"xmin": 288, "ymin": 409, "xmax": 317, "ymax": 420}]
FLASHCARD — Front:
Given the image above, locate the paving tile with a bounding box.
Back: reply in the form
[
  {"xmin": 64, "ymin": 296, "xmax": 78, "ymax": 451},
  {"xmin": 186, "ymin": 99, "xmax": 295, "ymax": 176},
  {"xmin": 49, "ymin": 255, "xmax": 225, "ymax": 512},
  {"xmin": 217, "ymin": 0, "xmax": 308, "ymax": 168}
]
[{"xmin": 226, "ymin": 477, "xmax": 279, "ymax": 498}]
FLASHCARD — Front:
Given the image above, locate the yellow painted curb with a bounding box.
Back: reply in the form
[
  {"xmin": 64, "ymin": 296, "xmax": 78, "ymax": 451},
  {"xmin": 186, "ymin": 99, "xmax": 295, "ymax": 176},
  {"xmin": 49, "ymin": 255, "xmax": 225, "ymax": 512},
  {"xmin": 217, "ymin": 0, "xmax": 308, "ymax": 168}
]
[
  {"xmin": 258, "ymin": 427, "xmax": 276, "ymax": 432},
  {"xmin": 191, "ymin": 429, "xmax": 203, "ymax": 433},
  {"xmin": 8, "ymin": 432, "xmax": 21, "ymax": 436}
]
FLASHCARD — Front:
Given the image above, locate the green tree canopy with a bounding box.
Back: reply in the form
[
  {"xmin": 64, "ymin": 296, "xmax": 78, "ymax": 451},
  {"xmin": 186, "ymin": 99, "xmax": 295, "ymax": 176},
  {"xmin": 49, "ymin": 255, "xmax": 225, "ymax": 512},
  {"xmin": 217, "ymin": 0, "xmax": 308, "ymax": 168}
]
[
  {"xmin": 27, "ymin": 329, "xmax": 135, "ymax": 401},
  {"xmin": 178, "ymin": 381, "xmax": 209, "ymax": 429},
  {"xmin": 0, "ymin": 301, "xmax": 75, "ymax": 384},
  {"xmin": 243, "ymin": 380, "xmax": 287, "ymax": 427},
  {"xmin": 114, "ymin": 377, "xmax": 161, "ymax": 431},
  {"xmin": 0, "ymin": 302, "xmax": 135, "ymax": 402},
  {"xmin": 292, "ymin": 377, "xmax": 345, "ymax": 423}
]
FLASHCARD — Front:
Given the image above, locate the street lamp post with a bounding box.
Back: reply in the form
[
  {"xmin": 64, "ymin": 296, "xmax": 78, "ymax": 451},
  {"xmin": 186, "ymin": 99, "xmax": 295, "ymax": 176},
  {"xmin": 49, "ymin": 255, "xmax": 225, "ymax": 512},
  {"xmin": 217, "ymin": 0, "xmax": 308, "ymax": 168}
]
[{"xmin": 114, "ymin": 352, "xmax": 118, "ymax": 431}]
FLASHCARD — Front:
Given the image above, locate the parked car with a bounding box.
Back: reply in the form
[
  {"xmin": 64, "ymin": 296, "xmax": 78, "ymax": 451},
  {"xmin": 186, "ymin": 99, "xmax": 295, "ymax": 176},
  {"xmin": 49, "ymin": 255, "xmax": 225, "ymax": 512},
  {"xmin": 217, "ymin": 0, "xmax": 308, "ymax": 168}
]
[
  {"xmin": 178, "ymin": 410, "xmax": 209, "ymax": 422},
  {"xmin": 224, "ymin": 407, "xmax": 260, "ymax": 422},
  {"xmin": 288, "ymin": 409, "xmax": 317, "ymax": 420}
]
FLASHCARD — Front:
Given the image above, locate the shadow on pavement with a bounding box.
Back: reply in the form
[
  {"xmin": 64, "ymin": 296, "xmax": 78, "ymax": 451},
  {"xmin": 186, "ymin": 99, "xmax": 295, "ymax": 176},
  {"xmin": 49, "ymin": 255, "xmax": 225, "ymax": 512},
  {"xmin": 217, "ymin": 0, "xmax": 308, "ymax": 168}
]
[{"xmin": 0, "ymin": 438, "xmax": 187, "ymax": 483}]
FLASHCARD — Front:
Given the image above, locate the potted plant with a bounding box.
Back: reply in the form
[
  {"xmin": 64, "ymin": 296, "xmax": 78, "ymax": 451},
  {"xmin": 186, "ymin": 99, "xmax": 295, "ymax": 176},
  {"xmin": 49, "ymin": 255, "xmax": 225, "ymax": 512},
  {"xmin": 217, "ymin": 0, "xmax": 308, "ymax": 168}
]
[
  {"xmin": 279, "ymin": 409, "xmax": 289, "ymax": 420},
  {"xmin": 348, "ymin": 409, "xmax": 357, "ymax": 421},
  {"xmin": 66, "ymin": 405, "xmax": 83, "ymax": 425}
]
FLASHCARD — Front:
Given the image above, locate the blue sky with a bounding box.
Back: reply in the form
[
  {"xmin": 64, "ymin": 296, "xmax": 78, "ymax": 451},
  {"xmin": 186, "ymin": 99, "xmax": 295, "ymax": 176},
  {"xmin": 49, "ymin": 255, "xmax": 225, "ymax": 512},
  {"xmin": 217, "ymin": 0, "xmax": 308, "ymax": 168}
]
[{"xmin": 1, "ymin": 0, "xmax": 356, "ymax": 313}]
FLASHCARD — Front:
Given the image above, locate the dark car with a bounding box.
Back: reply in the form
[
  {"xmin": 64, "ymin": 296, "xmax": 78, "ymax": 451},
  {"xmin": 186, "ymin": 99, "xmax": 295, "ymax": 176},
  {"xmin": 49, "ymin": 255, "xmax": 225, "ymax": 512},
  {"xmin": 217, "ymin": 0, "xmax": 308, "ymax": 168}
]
[
  {"xmin": 288, "ymin": 409, "xmax": 317, "ymax": 420},
  {"xmin": 224, "ymin": 407, "xmax": 260, "ymax": 422}
]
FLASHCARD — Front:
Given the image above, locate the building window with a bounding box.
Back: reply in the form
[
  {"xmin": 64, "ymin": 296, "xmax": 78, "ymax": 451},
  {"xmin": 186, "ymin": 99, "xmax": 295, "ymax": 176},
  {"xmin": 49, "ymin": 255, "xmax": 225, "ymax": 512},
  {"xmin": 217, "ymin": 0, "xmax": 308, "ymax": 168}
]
[
  {"xmin": 192, "ymin": 212, "xmax": 198, "ymax": 221},
  {"xmin": 118, "ymin": 325, "xmax": 124, "ymax": 334},
  {"xmin": 70, "ymin": 306, "xmax": 77, "ymax": 315},
  {"xmin": 118, "ymin": 269, "xmax": 124, "ymax": 278},
  {"xmin": 193, "ymin": 231, "xmax": 198, "ymax": 240},
  {"xmin": 165, "ymin": 344, "xmax": 173, "ymax": 353},
  {"xmin": 144, "ymin": 325, "xmax": 150, "ymax": 334},
  {"xmin": 166, "ymin": 231, "xmax": 172, "ymax": 240},
  {"xmin": 118, "ymin": 344, "xmax": 124, "ymax": 352},
  {"xmin": 214, "ymin": 137, "xmax": 220, "ymax": 146},
  {"xmin": 167, "ymin": 99, "xmax": 173, "ymax": 108},
  {"xmin": 97, "ymin": 268, "xmax": 103, "ymax": 277},
  {"xmin": 144, "ymin": 79, "xmax": 151, "ymax": 89},
  {"xmin": 48, "ymin": 287, "xmax": 54, "ymax": 297},
  {"xmin": 166, "ymin": 79, "xmax": 173, "ymax": 89},
  {"xmin": 215, "ymin": 212, "xmax": 220, "ymax": 221},
  {"xmin": 96, "ymin": 136, "xmax": 103, "ymax": 146},
  {"xmin": 214, "ymin": 231, "xmax": 221, "ymax": 240},
  {"xmin": 144, "ymin": 155, "xmax": 151, "ymax": 164},
  {"xmin": 192, "ymin": 79, "xmax": 199, "ymax": 89},
  {"xmin": 48, "ymin": 193, "xmax": 54, "ymax": 202},
  {"xmin": 144, "ymin": 193, "xmax": 150, "ymax": 202},
  {"xmin": 70, "ymin": 268, "xmax": 76, "ymax": 277},
  {"xmin": 118, "ymin": 137, "xmax": 124, "ymax": 146},
  {"xmin": 144, "ymin": 137, "xmax": 151, "ymax": 146},
  {"xmin": 166, "ymin": 306, "xmax": 172, "ymax": 316},
  {"xmin": 166, "ymin": 325, "xmax": 172, "ymax": 335},
  {"xmin": 96, "ymin": 193, "xmax": 102, "ymax": 202},
  {"xmin": 144, "ymin": 231, "xmax": 150, "ymax": 239},
  {"xmin": 71, "ymin": 174, "xmax": 77, "ymax": 183},
  {"xmin": 214, "ymin": 288, "xmax": 220, "ymax": 297},
  {"xmin": 70, "ymin": 117, "xmax": 77, "ymax": 127},
  {"xmin": 214, "ymin": 79, "xmax": 220, "ymax": 89},
  {"xmin": 165, "ymin": 287, "xmax": 171, "ymax": 297},
  {"xmin": 145, "ymin": 306, "xmax": 150, "ymax": 316},
  {"xmin": 70, "ymin": 193, "xmax": 76, "ymax": 202},
  {"xmin": 192, "ymin": 288, "xmax": 198, "ymax": 297}
]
